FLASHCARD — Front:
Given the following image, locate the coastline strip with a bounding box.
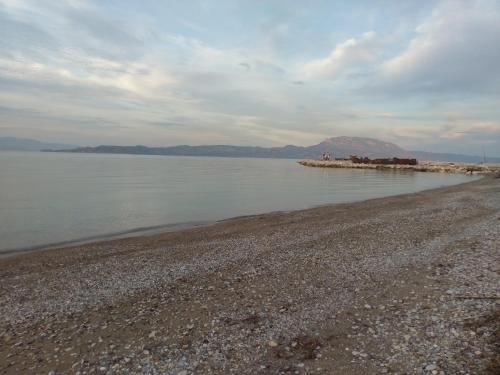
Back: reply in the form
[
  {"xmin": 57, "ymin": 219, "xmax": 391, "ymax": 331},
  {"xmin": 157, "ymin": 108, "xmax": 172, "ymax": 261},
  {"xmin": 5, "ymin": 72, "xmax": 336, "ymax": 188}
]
[{"xmin": 298, "ymin": 159, "xmax": 500, "ymax": 174}]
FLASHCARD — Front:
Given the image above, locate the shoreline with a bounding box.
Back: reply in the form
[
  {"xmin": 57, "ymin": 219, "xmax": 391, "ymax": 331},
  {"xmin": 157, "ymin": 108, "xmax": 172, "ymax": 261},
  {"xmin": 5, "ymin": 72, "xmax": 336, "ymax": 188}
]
[
  {"xmin": 1, "ymin": 176, "xmax": 498, "ymax": 374},
  {"xmin": 0, "ymin": 176, "xmax": 482, "ymax": 259},
  {"xmin": 298, "ymin": 159, "xmax": 500, "ymax": 175},
  {"xmin": 0, "ymin": 220, "xmax": 213, "ymax": 259}
]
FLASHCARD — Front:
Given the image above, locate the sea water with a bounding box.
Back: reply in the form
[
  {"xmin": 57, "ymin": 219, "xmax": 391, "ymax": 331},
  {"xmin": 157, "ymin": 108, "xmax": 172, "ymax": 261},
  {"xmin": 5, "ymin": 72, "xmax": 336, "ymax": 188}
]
[{"xmin": 0, "ymin": 151, "xmax": 478, "ymax": 253}]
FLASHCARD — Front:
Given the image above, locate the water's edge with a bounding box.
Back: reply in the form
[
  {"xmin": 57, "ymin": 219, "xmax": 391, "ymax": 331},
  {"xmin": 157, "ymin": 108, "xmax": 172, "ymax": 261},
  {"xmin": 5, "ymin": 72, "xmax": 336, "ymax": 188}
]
[
  {"xmin": 1, "ymin": 176, "xmax": 484, "ymax": 258},
  {"xmin": 0, "ymin": 221, "xmax": 212, "ymax": 257}
]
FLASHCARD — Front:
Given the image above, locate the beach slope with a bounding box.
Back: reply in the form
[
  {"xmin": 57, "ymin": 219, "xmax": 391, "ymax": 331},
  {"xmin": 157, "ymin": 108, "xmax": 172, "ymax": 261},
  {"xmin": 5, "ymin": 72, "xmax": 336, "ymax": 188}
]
[{"xmin": 1, "ymin": 177, "xmax": 499, "ymax": 374}]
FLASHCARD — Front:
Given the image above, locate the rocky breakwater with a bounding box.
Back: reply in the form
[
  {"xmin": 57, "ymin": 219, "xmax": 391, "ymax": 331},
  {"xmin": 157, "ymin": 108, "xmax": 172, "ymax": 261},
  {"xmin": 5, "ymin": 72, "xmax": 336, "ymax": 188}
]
[{"xmin": 298, "ymin": 159, "xmax": 500, "ymax": 175}]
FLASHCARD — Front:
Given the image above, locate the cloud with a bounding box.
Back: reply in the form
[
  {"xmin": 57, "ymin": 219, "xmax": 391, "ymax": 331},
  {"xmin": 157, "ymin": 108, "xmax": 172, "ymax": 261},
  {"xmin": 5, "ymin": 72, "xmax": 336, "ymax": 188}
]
[
  {"xmin": 388, "ymin": 121, "xmax": 500, "ymax": 151},
  {"xmin": 471, "ymin": 122, "xmax": 500, "ymax": 134},
  {"xmin": 300, "ymin": 31, "xmax": 379, "ymax": 80},
  {"xmin": 1, "ymin": 0, "xmax": 500, "ymax": 155},
  {"xmin": 238, "ymin": 62, "xmax": 250, "ymax": 70},
  {"xmin": 63, "ymin": 6, "xmax": 146, "ymax": 60},
  {"xmin": 0, "ymin": 8, "xmax": 59, "ymax": 60},
  {"xmin": 379, "ymin": 0, "xmax": 500, "ymax": 95}
]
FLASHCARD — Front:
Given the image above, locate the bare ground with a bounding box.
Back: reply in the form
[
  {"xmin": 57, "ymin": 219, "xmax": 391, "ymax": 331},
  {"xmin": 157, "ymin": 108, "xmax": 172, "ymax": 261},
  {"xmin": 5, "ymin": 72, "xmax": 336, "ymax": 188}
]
[{"xmin": 0, "ymin": 177, "xmax": 499, "ymax": 374}]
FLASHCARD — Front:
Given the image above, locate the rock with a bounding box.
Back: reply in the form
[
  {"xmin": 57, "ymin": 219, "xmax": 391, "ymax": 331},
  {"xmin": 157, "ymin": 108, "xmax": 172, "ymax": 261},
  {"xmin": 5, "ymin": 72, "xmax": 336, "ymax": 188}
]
[
  {"xmin": 268, "ymin": 341, "xmax": 278, "ymax": 347},
  {"xmin": 424, "ymin": 364, "xmax": 437, "ymax": 371}
]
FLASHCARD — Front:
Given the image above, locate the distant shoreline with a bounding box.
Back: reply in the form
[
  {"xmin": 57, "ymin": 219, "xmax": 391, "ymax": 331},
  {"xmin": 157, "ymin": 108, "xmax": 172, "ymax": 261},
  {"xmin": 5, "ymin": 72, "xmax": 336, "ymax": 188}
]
[
  {"xmin": 298, "ymin": 159, "xmax": 500, "ymax": 175},
  {"xmin": 36, "ymin": 134, "xmax": 500, "ymax": 164}
]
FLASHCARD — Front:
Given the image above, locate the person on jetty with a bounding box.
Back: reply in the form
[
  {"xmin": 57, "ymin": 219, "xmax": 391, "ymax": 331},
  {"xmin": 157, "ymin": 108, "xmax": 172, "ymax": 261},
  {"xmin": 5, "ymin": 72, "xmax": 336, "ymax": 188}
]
[{"xmin": 321, "ymin": 153, "xmax": 332, "ymax": 161}]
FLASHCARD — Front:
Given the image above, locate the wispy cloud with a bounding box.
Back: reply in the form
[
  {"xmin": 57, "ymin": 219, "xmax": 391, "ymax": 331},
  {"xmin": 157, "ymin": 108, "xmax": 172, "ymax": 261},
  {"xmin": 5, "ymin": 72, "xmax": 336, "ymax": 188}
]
[{"xmin": 0, "ymin": 0, "xmax": 499, "ymax": 155}]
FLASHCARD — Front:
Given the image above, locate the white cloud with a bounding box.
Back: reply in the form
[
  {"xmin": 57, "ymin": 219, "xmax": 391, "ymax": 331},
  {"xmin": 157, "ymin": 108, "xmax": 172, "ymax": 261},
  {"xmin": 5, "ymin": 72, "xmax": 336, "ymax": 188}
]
[
  {"xmin": 1, "ymin": 0, "xmax": 500, "ymax": 154},
  {"xmin": 469, "ymin": 121, "xmax": 500, "ymax": 135},
  {"xmin": 300, "ymin": 31, "xmax": 379, "ymax": 79},
  {"xmin": 389, "ymin": 121, "xmax": 500, "ymax": 146},
  {"xmin": 379, "ymin": 0, "xmax": 500, "ymax": 94}
]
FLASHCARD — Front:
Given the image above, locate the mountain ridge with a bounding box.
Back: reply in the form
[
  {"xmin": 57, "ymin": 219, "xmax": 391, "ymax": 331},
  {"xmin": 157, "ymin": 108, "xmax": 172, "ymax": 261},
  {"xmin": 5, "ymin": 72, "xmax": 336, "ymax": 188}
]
[
  {"xmin": 44, "ymin": 136, "xmax": 500, "ymax": 163},
  {"xmin": 0, "ymin": 137, "xmax": 76, "ymax": 151}
]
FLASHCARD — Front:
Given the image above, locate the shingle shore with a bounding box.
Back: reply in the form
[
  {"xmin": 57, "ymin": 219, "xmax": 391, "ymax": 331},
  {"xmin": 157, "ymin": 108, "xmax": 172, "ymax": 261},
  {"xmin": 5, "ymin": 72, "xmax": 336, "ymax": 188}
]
[{"xmin": 0, "ymin": 177, "xmax": 499, "ymax": 374}]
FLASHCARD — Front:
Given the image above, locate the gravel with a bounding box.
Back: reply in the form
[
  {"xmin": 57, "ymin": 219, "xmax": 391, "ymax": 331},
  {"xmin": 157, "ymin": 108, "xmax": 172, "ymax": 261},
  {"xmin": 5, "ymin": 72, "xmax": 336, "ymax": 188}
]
[{"xmin": 0, "ymin": 177, "xmax": 498, "ymax": 374}]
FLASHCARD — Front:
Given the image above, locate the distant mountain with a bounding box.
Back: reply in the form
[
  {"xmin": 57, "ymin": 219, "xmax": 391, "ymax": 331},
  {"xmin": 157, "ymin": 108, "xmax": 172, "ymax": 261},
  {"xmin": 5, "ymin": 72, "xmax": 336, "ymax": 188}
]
[
  {"xmin": 0, "ymin": 137, "xmax": 76, "ymax": 151},
  {"xmin": 49, "ymin": 137, "xmax": 407, "ymax": 159},
  {"xmin": 48, "ymin": 136, "xmax": 500, "ymax": 163},
  {"xmin": 314, "ymin": 136, "xmax": 407, "ymax": 158},
  {"xmin": 48, "ymin": 137, "xmax": 408, "ymax": 159}
]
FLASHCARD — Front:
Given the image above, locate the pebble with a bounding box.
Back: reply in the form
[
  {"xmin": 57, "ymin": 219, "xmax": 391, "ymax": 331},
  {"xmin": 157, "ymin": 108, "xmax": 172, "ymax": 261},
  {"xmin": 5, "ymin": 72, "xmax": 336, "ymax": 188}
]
[
  {"xmin": 425, "ymin": 364, "xmax": 437, "ymax": 371},
  {"xmin": 268, "ymin": 341, "xmax": 278, "ymax": 347},
  {"xmin": 1, "ymin": 178, "xmax": 498, "ymax": 375}
]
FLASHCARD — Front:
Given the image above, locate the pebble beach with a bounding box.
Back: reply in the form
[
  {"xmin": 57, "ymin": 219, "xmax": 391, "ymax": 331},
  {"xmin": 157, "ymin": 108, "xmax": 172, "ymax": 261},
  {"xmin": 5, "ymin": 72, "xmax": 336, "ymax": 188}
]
[{"xmin": 1, "ymin": 177, "xmax": 499, "ymax": 374}]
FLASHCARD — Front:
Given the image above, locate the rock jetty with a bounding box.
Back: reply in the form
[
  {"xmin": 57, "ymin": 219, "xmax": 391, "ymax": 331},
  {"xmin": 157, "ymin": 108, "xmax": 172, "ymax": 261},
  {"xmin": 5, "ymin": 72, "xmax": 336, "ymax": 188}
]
[{"xmin": 298, "ymin": 159, "xmax": 500, "ymax": 175}]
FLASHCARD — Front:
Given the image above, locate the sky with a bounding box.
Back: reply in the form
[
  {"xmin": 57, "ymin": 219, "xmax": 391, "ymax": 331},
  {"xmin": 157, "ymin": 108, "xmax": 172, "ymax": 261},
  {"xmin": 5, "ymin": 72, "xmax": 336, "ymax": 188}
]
[{"xmin": 1, "ymin": 0, "xmax": 500, "ymax": 156}]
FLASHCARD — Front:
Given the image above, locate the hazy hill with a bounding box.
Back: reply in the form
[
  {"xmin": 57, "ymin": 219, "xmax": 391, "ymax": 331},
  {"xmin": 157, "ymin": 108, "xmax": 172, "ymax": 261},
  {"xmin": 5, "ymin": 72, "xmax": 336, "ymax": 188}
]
[
  {"xmin": 49, "ymin": 136, "xmax": 500, "ymax": 163},
  {"xmin": 51, "ymin": 137, "xmax": 408, "ymax": 159},
  {"xmin": 0, "ymin": 137, "xmax": 76, "ymax": 151},
  {"xmin": 309, "ymin": 136, "xmax": 408, "ymax": 158}
]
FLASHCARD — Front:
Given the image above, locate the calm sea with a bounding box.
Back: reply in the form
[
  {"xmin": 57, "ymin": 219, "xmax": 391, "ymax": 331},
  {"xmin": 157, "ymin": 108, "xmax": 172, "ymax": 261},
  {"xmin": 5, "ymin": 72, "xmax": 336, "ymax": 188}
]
[{"xmin": 0, "ymin": 151, "xmax": 478, "ymax": 253}]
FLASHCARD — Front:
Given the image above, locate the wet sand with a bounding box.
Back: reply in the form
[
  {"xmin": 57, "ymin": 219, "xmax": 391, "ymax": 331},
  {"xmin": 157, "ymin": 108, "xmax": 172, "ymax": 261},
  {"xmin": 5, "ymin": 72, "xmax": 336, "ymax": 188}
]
[{"xmin": 1, "ymin": 177, "xmax": 499, "ymax": 374}]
